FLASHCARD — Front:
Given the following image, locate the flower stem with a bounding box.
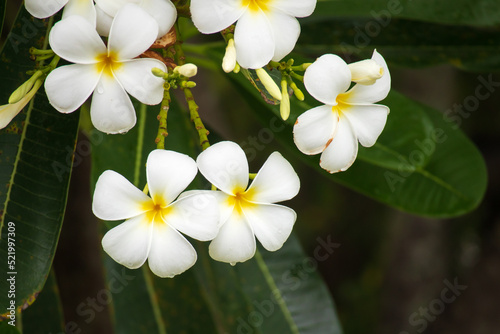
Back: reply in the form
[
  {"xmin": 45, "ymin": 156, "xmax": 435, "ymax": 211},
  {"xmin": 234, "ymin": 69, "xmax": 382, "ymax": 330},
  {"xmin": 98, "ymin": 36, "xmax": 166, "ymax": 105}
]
[
  {"xmin": 155, "ymin": 86, "xmax": 171, "ymax": 149},
  {"xmin": 174, "ymin": 26, "xmax": 211, "ymax": 150},
  {"xmin": 289, "ymin": 71, "xmax": 304, "ymax": 82},
  {"xmin": 183, "ymin": 87, "xmax": 210, "ymax": 150}
]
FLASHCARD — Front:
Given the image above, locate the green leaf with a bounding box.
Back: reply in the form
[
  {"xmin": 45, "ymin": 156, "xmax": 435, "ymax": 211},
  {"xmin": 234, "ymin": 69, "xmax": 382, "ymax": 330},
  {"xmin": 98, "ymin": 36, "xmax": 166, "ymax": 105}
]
[
  {"xmin": 298, "ymin": 18, "xmax": 500, "ymax": 71},
  {"xmin": 0, "ymin": 8, "xmax": 80, "ymax": 316},
  {"xmin": 225, "ymin": 67, "xmax": 487, "ymax": 218},
  {"xmin": 0, "ymin": 321, "xmax": 20, "ymax": 334},
  {"xmin": 313, "ymin": 0, "xmax": 500, "ymax": 27},
  {"xmin": 21, "ymin": 270, "xmax": 66, "ymax": 333},
  {"xmin": 0, "ymin": 0, "xmax": 6, "ymax": 42},
  {"xmin": 91, "ymin": 95, "xmax": 343, "ymax": 333}
]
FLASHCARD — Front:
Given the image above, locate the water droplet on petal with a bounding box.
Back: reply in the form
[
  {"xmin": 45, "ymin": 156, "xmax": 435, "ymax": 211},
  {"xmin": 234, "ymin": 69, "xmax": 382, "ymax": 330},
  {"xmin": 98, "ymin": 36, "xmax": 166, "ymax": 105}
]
[
  {"xmin": 166, "ymin": 275, "xmax": 174, "ymax": 278},
  {"xmin": 230, "ymin": 262, "xmax": 236, "ymax": 266},
  {"xmin": 96, "ymin": 84, "xmax": 104, "ymax": 94}
]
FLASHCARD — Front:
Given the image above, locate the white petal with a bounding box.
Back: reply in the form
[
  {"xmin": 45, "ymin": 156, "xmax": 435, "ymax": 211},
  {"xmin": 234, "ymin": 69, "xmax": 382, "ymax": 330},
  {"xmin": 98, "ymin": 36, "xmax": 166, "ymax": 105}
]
[
  {"xmin": 141, "ymin": 0, "xmax": 177, "ymax": 38},
  {"xmin": 0, "ymin": 102, "xmax": 26, "ymax": 129},
  {"xmin": 267, "ymin": 11, "xmax": 300, "ymax": 62},
  {"xmin": 95, "ymin": 0, "xmax": 140, "ymax": 16},
  {"xmin": 113, "ymin": 59, "xmax": 166, "ymax": 105},
  {"xmin": 190, "ymin": 0, "xmax": 245, "ymax": 34},
  {"xmin": 45, "ymin": 64, "xmax": 100, "ymax": 113},
  {"xmin": 25, "ymin": 0, "xmax": 68, "ymax": 19},
  {"xmin": 90, "ymin": 74, "xmax": 136, "ymax": 134},
  {"xmin": 179, "ymin": 190, "xmax": 234, "ymax": 227},
  {"xmin": 101, "ymin": 213, "xmax": 153, "ymax": 269},
  {"xmin": 246, "ymin": 152, "xmax": 300, "ymax": 204},
  {"xmin": 319, "ymin": 114, "xmax": 359, "ymax": 173},
  {"xmin": 304, "ymin": 54, "xmax": 351, "ymax": 106},
  {"xmin": 62, "ymin": 0, "xmax": 97, "ymax": 26},
  {"xmin": 196, "ymin": 141, "xmax": 249, "ymax": 196},
  {"xmin": 209, "ymin": 211, "xmax": 256, "ymax": 264},
  {"xmin": 269, "ymin": 0, "xmax": 316, "ymax": 17},
  {"xmin": 243, "ymin": 203, "xmax": 296, "ymax": 251},
  {"xmin": 234, "ymin": 10, "xmax": 275, "ymax": 69},
  {"xmin": 293, "ymin": 104, "xmax": 338, "ymax": 155},
  {"xmin": 95, "ymin": 4, "xmax": 114, "ymax": 37},
  {"xmin": 49, "ymin": 15, "xmax": 106, "ymax": 64},
  {"xmin": 92, "ymin": 170, "xmax": 152, "ymax": 220},
  {"xmin": 342, "ymin": 50, "xmax": 391, "ymax": 104},
  {"xmin": 148, "ymin": 219, "xmax": 197, "ymax": 278},
  {"xmin": 146, "ymin": 150, "xmax": 198, "ymax": 206},
  {"xmin": 108, "ymin": 4, "xmax": 159, "ymax": 60},
  {"xmin": 342, "ymin": 103, "xmax": 390, "ymax": 147},
  {"xmin": 163, "ymin": 193, "xmax": 220, "ymax": 241}
]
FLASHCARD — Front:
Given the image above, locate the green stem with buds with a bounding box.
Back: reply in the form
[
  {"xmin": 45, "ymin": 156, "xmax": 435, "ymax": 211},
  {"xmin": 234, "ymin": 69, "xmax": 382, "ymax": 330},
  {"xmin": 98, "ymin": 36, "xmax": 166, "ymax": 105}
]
[
  {"xmin": 174, "ymin": 27, "xmax": 211, "ymax": 150},
  {"xmin": 183, "ymin": 87, "xmax": 210, "ymax": 150},
  {"xmin": 156, "ymin": 86, "xmax": 171, "ymax": 149}
]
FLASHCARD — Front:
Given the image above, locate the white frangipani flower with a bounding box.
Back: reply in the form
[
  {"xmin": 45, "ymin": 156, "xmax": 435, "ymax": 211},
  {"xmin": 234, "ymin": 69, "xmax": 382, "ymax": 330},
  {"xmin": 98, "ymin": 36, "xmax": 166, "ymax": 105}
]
[
  {"xmin": 293, "ymin": 50, "xmax": 391, "ymax": 173},
  {"xmin": 94, "ymin": 0, "xmax": 177, "ymax": 38},
  {"xmin": 45, "ymin": 4, "xmax": 166, "ymax": 134},
  {"xmin": 196, "ymin": 141, "xmax": 300, "ymax": 264},
  {"xmin": 25, "ymin": 0, "xmax": 96, "ymax": 25},
  {"xmin": 93, "ymin": 150, "xmax": 220, "ymax": 278},
  {"xmin": 190, "ymin": 0, "xmax": 317, "ymax": 69}
]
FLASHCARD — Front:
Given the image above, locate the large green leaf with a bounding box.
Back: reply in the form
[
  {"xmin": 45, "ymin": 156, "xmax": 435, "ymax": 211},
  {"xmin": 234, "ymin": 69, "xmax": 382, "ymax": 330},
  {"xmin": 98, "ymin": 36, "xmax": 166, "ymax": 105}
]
[
  {"xmin": 0, "ymin": 8, "xmax": 79, "ymax": 316},
  {"xmin": 21, "ymin": 270, "xmax": 65, "ymax": 333},
  {"xmin": 298, "ymin": 18, "xmax": 500, "ymax": 71},
  {"xmin": 313, "ymin": 0, "xmax": 500, "ymax": 27},
  {"xmin": 224, "ymin": 66, "xmax": 487, "ymax": 218},
  {"xmin": 90, "ymin": 95, "xmax": 343, "ymax": 333}
]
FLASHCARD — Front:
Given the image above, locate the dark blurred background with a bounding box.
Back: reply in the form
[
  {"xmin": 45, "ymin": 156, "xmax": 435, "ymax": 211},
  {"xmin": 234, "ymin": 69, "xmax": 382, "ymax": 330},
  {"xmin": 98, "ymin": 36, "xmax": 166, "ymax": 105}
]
[{"xmin": 2, "ymin": 1, "xmax": 500, "ymax": 333}]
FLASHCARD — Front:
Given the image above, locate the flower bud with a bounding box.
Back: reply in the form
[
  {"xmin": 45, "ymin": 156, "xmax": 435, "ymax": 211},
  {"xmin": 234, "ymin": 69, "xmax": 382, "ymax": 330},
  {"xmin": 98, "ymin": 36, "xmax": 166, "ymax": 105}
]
[
  {"xmin": 289, "ymin": 81, "xmax": 305, "ymax": 101},
  {"xmin": 174, "ymin": 63, "xmax": 198, "ymax": 78},
  {"xmin": 181, "ymin": 81, "xmax": 197, "ymax": 89},
  {"xmin": 9, "ymin": 71, "xmax": 43, "ymax": 104},
  {"xmin": 1, "ymin": 79, "xmax": 43, "ymax": 129},
  {"xmin": 348, "ymin": 59, "xmax": 384, "ymax": 85},
  {"xmin": 280, "ymin": 78, "xmax": 290, "ymax": 121},
  {"xmin": 152, "ymin": 67, "xmax": 166, "ymax": 78},
  {"xmin": 222, "ymin": 39, "xmax": 237, "ymax": 73},
  {"xmin": 256, "ymin": 68, "xmax": 281, "ymax": 101}
]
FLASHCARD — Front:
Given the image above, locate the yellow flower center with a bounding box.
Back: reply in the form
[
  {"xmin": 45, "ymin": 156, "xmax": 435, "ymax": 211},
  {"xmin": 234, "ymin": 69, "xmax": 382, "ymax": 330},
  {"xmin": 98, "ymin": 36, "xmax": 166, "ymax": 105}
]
[
  {"xmin": 228, "ymin": 188, "xmax": 256, "ymax": 216},
  {"xmin": 332, "ymin": 97, "xmax": 354, "ymax": 117},
  {"xmin": 242, "ymin": 0, "xmax": 271, "ymax": 13},
  {"xmin": 141, "ymin": 198, "xmax": 173, "ymax": 224},
  {"xmin": 95, "ymin": 51, "xmax": 120, "ymax": 77}
]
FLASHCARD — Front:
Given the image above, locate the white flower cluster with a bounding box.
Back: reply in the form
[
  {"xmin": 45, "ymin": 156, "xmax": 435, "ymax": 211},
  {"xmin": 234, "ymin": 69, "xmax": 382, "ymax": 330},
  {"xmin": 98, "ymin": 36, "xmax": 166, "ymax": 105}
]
[
  {"xmin": 0, "ymin": 0, "xmax": 392, "ymax": 277},
  {"xmin": 93, "ymin": 142, "xmax": 300, "ymax": 277}
]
